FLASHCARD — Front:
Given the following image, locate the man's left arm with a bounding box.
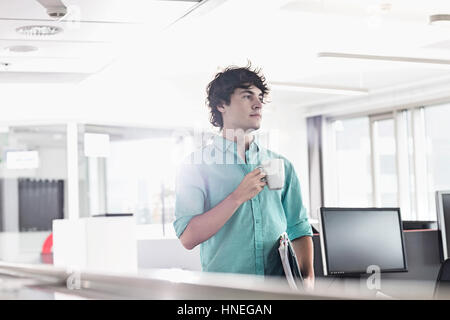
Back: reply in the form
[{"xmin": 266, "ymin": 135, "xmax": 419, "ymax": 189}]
[
  {"xmin": 281, "ymin": 159, "xmax": 315, "ymax": 289},
  {"xmin": 292, "ymin": 236, "xmax": 314, "ymax": 289}
]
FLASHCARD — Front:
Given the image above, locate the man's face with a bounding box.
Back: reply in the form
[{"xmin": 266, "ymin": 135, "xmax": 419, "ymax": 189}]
[{"xmin": 218, "ymin": 85, "xmax": 264, "ymax": 132}]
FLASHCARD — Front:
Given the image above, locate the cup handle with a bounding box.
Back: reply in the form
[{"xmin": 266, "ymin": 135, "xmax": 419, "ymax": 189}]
[{"xmin": 256, "ymin": 166, "xmax": 267, "ymax": 182}]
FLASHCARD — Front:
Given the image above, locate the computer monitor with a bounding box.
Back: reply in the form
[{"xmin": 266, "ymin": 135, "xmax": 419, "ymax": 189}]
[
  {"xmin": 319, "ymin": 207, "xmax": 408, "ymax": 276},
  {"xmin": 436, "ymin": 191, "xmax": 450, "ymax": 261}
]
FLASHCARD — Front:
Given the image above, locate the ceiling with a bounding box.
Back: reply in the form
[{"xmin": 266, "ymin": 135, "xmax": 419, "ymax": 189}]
[
  {"xmin": 1, "ymin": 0, "xmax": 450, "ymax": 120},
  {"xmin": 169, "ymin": 0, "xmax": 450, "ymax": 110},
  {"xmin": 0, "ymin": 0, "xmax": 196, "ymax": 79}
]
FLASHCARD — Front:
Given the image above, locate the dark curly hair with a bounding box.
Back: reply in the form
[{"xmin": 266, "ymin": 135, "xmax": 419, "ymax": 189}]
[{"xmin": 206, "ymin": 64, "xmax": 269, "ymax": 130}]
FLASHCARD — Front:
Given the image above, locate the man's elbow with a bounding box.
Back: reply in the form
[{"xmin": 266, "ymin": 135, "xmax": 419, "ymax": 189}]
[
  {"xmin": 181, "ymin": 239, "xmax": 196, "ymax": 251},
  {"xmin": 179, "ymin": 232, "xmax": 197, "ymax": 250}
]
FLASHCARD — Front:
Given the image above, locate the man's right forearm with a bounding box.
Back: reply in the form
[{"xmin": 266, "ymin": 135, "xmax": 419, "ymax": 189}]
[
  {"xmin": 180, "ymin": 193, "xmax": 242, "ymax": 250},
  {"xmin": 179, "ymin": 192, "xmax": 243, "ymax": 250},
  {"xmin": 179, "ymin": 168, "xmax": 266, "ymax": 250}
]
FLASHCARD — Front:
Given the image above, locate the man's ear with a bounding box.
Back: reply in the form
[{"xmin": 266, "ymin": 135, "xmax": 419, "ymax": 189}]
[{"xmin": 217, "ymin": 103, "xmax": 226, "ymax": 114}]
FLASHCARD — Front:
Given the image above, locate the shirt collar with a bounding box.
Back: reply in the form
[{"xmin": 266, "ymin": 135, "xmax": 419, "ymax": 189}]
[{"xmin": 213, "ymin": 134, "xmax": 260, "ymax": 153}]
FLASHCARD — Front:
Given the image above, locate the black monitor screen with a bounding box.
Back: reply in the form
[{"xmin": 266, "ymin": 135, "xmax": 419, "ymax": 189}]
[
  {"xmin": 438, "ymin": 193, "xmax": 450, "ymax": 260},
  {"xmin": 320, "ymin": 208, "xmax": 407, "ymax": 275}
]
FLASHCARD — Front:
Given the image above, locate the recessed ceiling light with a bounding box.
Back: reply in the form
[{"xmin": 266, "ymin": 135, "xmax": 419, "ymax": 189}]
[
  {"xmin": 16, "ymin": 25, "xmax": 63, "ymax": 36},
  {"xmin": 4, "ymin": 45, "xmax": 38, "ymax": 53},
  {"xmin": 430, "ymin": 14, "xmax": 450, "ymax": 26}
]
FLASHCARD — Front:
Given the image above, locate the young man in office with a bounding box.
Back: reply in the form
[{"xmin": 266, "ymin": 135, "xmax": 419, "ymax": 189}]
[{"xmin": 173, "ymin": 65, "xmax": 315, "ymax": 289}]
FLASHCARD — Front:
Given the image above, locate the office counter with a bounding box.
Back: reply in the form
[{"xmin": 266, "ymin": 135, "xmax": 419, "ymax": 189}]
[
  {"xmin": 0, "ymin": 261, "xmax": 445, "ymax": 300},
  {"xmin": 0, "ymin": 261, "xmax": 374, "ymax": 300},
  {"xmin": 0, "ymin": 227, "xmax": 443, "ymax": 299}
]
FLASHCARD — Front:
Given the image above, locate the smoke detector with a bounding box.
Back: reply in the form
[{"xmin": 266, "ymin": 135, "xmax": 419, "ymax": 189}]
[
  {"xmin": 16, "ymin": 25, "xmax": 63, "ymax": 36},
  {"xmin": 35, "ymin": 0, "xmax": 68, "ymax": 19}
]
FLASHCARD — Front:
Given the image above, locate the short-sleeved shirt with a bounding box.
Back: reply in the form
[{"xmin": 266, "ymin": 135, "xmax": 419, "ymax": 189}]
[{"xmin": 173, "ymin": 134, "xmax": 312, "ymax": 276}]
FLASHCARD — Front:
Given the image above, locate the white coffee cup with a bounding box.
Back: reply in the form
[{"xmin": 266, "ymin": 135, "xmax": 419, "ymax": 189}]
[{"xmin": 258, "ymin": 158, "xmax": 285, "ymax": 190}]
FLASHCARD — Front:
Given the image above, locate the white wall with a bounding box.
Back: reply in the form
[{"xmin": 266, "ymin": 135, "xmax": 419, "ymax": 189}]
[{"xmin": 262, "ymin": 107, "xmax": 310, "ymax": 213}]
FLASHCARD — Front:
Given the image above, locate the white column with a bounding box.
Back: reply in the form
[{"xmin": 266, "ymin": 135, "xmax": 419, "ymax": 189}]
[
  {"xmin": 87, "ymin": 157, "xmax": 107, "ymax": 216},
  {"xmin": 66, "ymin": 122, "xmax": 79, "ymax": 220}
]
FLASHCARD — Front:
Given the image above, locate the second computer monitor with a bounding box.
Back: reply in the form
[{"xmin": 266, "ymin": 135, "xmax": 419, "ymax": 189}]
[
  {"xmin": 436, "ymin": 191, "xmax": 450, "ymax": 261},
  {"xmin": 319, "ymin": 207, "xmax": 408, "ymax": 276}
]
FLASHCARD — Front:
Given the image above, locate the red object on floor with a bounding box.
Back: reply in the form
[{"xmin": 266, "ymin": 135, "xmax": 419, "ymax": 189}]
[{"xmin": 42, "ymin": 233, "xmax": 53, "ymax": 254}]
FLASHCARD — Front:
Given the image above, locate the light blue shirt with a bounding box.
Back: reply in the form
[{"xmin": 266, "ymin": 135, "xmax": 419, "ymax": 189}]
[{"xmin": 173, "ymin": 135, "xmax": 312, "ymax": 276}]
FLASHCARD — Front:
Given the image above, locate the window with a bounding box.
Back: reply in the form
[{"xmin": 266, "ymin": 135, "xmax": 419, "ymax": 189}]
[
  {"xmin": 326, "ymin": 117, "xmax": 372, "ymax": 207},
  {"xmin": 323, "ymin": 110, "xmax": 417, "ymax": 220},
  {"xmin": 424, "ymin": 103, "xmax": 450, "ymax": 221},
  {"xmin": 370, "ymin": 115, "xmax": 398, "ymax": 207},
  {"xmin": 106, "ymin": 137, "xmax": 177, "ymax": 225},
  {"xmin": 78, "ymin": 124, "xmax": 203, "ymax": 237},
  {"xmin": 321, "ymin": 103, "xmax": 450, "ymax": 221}
]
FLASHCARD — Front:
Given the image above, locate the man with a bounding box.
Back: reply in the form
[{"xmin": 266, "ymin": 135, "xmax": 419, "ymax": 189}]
[{"xmin": 173, "ymin": 65, "xmax": 314, "ymax": 289}]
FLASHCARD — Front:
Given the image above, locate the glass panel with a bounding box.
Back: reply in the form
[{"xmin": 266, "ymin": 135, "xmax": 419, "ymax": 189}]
[
  {"xmin": 79, "ymin": 124, "xmax": 197, "ymax": 237},
  {"xmin": 107, "ymin": 137, "xmax": 175, "ymax": 225},
  {"xmin": 333, "ymin": 117, "xmax": 373, "ymax": 206},
  {"xmin": 0, "ymin": 124, "xmax": 67, "ymax": 264},
  {"xmin": 373, "ymin": 118, "xmax": 398, "ymax": 207},
  {"xmin": 424, "ymin": 103, "xmax": 450, "ymax": 220}
]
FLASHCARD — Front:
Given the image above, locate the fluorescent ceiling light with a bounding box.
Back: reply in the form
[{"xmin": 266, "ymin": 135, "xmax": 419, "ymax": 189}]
[
  {"xmin": 318, "ymin": 52, "xmax": 450, "ymax": 66},
  {"xmin": 270, "ymin": 81, "xmax": 368, "ymax": 96},
  {"xmin": 430, "ymin": 14, "xmax": 450, "ymax": 26}
]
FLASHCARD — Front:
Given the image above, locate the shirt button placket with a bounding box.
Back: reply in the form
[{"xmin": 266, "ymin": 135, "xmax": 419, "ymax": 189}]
[
  {"xmin": 248, "ymin": 146, "xmax": 264, "ymax": 275},
  {"xmin": 252, "ymin": 197, "xmax": 264, "ymax": 275}
]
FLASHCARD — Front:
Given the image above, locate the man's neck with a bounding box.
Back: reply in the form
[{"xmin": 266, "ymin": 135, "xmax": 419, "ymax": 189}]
[{"xmin": 222, "ymin": 128, "xmax": 254, "ymax": 151}]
